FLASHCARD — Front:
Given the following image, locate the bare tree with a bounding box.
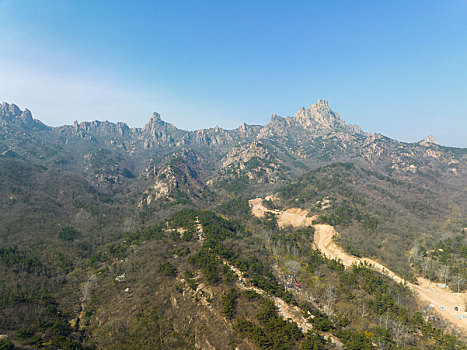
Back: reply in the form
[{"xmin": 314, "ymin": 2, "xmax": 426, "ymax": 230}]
[
  {"xmin": 270, "ymin": 242, "xmax": 280, "ymax": 256},
  {"xmin": 358, "ymin": 299, "xmax": 369, "ymax": 321},
  {"xmin": 440, "ymin": 264, "xmax": 450, "ymax": 284},
  {"xmin": 389, "ymin": 319, "xmax": 406, "ymax": 343},
  {"xmin": 285, "ymin": 260, "xmax": 301, "ymax": 280},
  {"xmin": 81, "ymin": 274, "xmax": 97, "ymax": 302},
  {"xmin": 421, "ymin": 257, "xmax": 431, "ymax": 278},
  {"xmin": 453, "ymin": 273, "xmax": 464, "ymax": 293},
  {"xmin": 382, "ymin": 313, "xmax": 390, "ymax": 330}
]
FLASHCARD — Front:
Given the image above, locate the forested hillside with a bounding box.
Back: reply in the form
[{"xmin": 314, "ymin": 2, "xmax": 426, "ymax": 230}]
[
  {"xmin": 0, "ymin": 100, "xmax": 466, "ymax": 349},
  {"xmin": 276, "ymin": 163, "xmax": 465, "ymax": 281}
]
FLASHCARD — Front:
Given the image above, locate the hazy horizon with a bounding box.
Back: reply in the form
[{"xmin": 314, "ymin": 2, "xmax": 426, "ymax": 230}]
[
  {"xmin": 1, "ymin": 0, "xmax": 466, "ymax": 147},
  {"xmin": 2, "ymin": 98, "xmax": 459, "ymax": 149}
]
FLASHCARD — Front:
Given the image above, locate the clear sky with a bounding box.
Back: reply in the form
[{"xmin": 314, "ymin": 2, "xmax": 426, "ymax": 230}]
[{"xmin": 0, "ymin": 0, "xmax": 466, "ymax": 147}]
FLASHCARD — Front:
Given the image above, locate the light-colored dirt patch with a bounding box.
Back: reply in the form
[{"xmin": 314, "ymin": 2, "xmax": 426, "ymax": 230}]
[
  {"xmin": 273, "ymin": 296, "xmax": 313, "ymax": 333},
  {"xmin": 177, "ymin": 227, "xmax": 186, "ymax": 238},
  {"xmin": 249, "ymin": 198, "xmax": 317, "ymax": 228},
  {"xmin": 265, "ymin": 194, "xmax": 279, "ymax": 202},
  {"xmin": 413, "ymin": 277, "xmax": 467, "ymax": 331},
  {"xmin": 250, "ymin": 198, "xmax": 467, "ymax": 333},
  {"xmin": 278, "ymin": 208, "xmax": 317, "ymax": 228},
  {"xmin": 195, "ymin": 217, "xmax": 204, "ymax": 242},
  {"xmin": 250, "ymin": 198, "xmax": 268, "ymax": 218}
]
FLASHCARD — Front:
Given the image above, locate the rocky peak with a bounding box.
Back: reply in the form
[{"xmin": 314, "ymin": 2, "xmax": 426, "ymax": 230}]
[
  {"xmin": 141, "ymin": 112, "xmax": 182, "ymax": 147},
  {"xmin": 143, "ymin": 112, "xmax": 177, "ymax": 132},
  {"xmin": 420, "ymin": 134, "xmax": 438, "ymax": 146},
  {"xmin": 72, "ymin": 120, "xmax": 130, "ymax": 137},
  {"xmin": 270, "ymin": 112, "xmax": 282, "ymax": 121},
  {"xmin": 189, "ymin": 126, "xmax": 233, "ymax": 146},
  {"xmin": 293, "ymin": 99, "xmax": 344, "ymax": 130},
  {"xmin": 256, "ymin": 99, "xmax": 363, "ymax": 140},
  {"xmin": 238, "ymin": 122, "xmax": 249, "ymax": 133},
  {"xmin": 0, "ymin": 102, "xmax": 47, "ymax": 129},
  {"xmin": 21, "ymin": 109, "xmax": 33, "ymax": 122},
  {"xmin": 1, "ymin": 102, "xmax": 21, "ymax": 118},
  {"xmin": 236, "ymin": 122, "xmax": 261, "ymax": 137},
  {"xmin": 256, "ymin": 112, "xmax": 290, "ymax": 139},
  {"xmin": 150, "ymin": 112, "xmax": 161, "ymax": 121},
  {"xmin": 316, "ymin": 98, "xmax": 329, "ymax": 109},
  {"xmin": 293, "ymin": 99, "xmax": 363, "ymax": 136}
]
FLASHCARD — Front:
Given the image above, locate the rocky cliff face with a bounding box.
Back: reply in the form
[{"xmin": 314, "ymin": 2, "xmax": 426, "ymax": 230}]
[
  {"xmin": 419, "ymin": 134, "xmax": 438, "ymax": 146},
  {"xmin": 63, "ymin": 110, "xmax": 260, "ymax": 149},
  {"xmin": 141, "ymin": 112, "xmax": 183, "ymax": 147},
  {"xmin": 256, "ymin": 99, "xmax": 363, "ymax": 141},
  {"xmin": 0, "ymin": 102, "xmax": 47, "ymax": 129}
]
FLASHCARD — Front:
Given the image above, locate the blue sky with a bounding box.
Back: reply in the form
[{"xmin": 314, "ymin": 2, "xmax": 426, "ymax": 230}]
[{"xmin": 0, "ymin": 0, "xmax": 466, "ymax": 147}]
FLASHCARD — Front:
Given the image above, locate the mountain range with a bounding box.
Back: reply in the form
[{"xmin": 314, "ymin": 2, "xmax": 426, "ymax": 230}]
[{"xmin": 1, "ymin": 99, "xmax": 466, "ymax": 349}]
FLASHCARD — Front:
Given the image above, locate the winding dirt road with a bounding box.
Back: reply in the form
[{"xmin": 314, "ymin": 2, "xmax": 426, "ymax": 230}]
[
  {"xmin": 249, "ymin": 198, "xmax": 467, "ymax": 333},
  {"xmin": 314, "ymin": 224, "xmax": 404, "ymax": 283}
]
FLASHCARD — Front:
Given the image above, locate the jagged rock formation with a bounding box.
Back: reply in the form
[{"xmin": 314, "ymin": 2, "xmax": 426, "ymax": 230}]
[
  {"xmin": 47, "ymin": 99, "xmax": 366, "ymax": 151},
  {"xmin": 0, "ymin": 99, "xmax": 465, "ymax": 202},
  {"xmin": 0, "ymin": 102, "xmax": 47, "ymax": 129},
  {"xmin": 257, "ymin": 99, "xmax": 363, "ymax": 141},
  {"xmin": 72, "ymin": 120, "xmax": 130, "ymax": 137}
]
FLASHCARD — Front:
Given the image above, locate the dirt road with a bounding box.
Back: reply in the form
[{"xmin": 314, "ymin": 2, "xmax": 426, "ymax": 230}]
[
  {"xmin": 314, "ymin": 224, "xmax": 405, "ymax": 284},
  {"xmin": 249, "ymin": 198, "xmax": 467, "ymax": 333}
]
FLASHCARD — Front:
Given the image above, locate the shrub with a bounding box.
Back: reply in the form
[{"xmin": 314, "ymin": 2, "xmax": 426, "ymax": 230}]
[
  {"xmin": 58, "ymin": 226, "xmax": 78, "ymax": 242},
  {"xmin": 221, "ymin": 288, "xmax": 238, "ymax": 319},
  {"xmin": 158, "ymin": 262, "xmax": 176, "ymax": 277}
]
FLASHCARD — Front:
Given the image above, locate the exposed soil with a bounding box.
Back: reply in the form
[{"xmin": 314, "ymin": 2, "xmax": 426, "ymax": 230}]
[
  {"xmin": 250, "ymin": 198, "xmax": 318, "ymax": 228},
  {"xmin": 249, "ymin": 198, "xmax": 467, "ymax": 333}
]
